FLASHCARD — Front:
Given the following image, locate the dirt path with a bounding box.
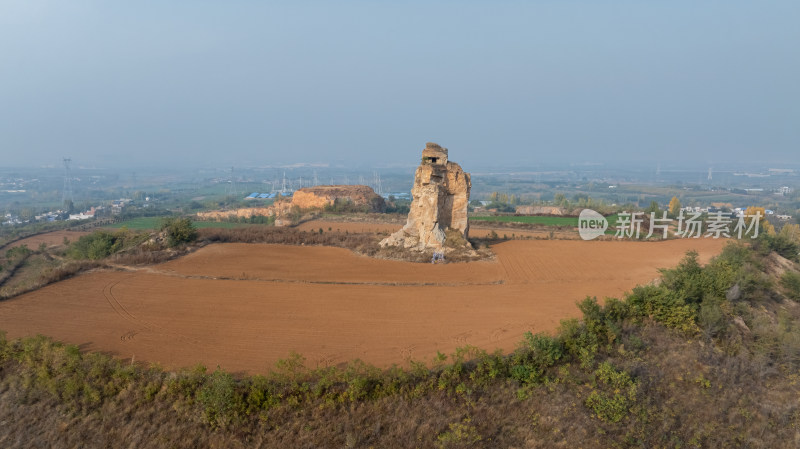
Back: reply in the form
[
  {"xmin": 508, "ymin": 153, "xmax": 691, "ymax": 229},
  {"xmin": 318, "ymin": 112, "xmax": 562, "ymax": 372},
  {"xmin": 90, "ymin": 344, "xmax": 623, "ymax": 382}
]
[{"xmin": 0, "ymin": 238, "xmax": 728, "ymax": 373}]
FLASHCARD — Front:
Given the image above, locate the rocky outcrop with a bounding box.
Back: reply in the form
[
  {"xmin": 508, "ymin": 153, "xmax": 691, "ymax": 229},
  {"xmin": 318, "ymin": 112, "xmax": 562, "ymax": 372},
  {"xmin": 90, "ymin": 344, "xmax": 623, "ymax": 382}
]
[
  {"xmin": 515, "ymin": 206, "xmax": 567, "ymax": 216},
  {"xmin": 380, "ymin": 143, "xmax": 471, "ymax": 250},
  {"xmin": 292, "ymin": 185, "xmax": 385, "ymax": 212},
  {"xmin": 197, "ymin": 207, "xmax": 279, "ymax": 221},
  {"xmin": 196, "ymin": 185, "xmax": 384, "ymax": 225}
]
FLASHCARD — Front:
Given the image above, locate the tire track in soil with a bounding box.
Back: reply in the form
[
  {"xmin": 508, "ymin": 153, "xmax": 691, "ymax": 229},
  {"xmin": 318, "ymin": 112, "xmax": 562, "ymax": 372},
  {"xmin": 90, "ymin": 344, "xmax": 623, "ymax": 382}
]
[
  {"xmin": 120, "ymin": 330, "xmax": 137, "ymax": 342},
  {"xmin": 399, "ymin": 344, "xmax": 417, "ymax": 361},
  {"xmin": 103, "ymin": 275, "xmax": 201, "ymax": 346},
  {"xmin": 107, "ymin": 264, "xmax": 503, "ymax": 287}
]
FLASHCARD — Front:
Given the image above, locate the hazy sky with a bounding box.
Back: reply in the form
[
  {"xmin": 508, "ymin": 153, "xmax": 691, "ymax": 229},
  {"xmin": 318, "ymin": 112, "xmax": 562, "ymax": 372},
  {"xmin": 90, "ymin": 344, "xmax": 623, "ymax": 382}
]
[{"xmin": 1, "ymin": 1, "xmax": 798, "ymax": 168}]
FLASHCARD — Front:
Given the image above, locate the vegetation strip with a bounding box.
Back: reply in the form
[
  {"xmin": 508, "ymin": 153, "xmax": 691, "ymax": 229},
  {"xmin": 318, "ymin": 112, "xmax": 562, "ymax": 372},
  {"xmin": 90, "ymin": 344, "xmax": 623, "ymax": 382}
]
[{"xmin": 2, "ymin": 238, "xmax": 800, "ymax": 446}]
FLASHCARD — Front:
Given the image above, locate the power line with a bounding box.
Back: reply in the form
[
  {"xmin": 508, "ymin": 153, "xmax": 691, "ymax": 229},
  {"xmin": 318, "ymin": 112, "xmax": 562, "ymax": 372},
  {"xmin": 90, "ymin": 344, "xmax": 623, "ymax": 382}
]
[
  {"xmin": 225, "ymin": 166, "xmax": 238, "ymax": 197},
  {"xmin": 61, "ymin": 157, "xmax": 73, "ymax": 207}
]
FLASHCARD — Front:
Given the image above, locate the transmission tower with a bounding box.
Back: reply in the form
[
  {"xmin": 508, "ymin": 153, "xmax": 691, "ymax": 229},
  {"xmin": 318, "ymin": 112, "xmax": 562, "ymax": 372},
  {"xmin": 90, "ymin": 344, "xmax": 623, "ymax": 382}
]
[
  {"xmin": 707, "ymin": 167, "xmax": 713, "ymax": 182},
  {"xmin": 373, "ymin": 171, "xmax": 383, "ymax": 195},
  {"xmin": 313, "ymin": 170, "xmax": 319, "ymax": 186},
  {"xmin": 226, "ymin": 166, "xmax": 238, "ymax": 196},
  {"xmin": 61, "ymin": 157, "xmax": 74, "ymax": 207},
  {"xmin": 282, "ymin": 171, "xmax": 287, "ymax": 193}
]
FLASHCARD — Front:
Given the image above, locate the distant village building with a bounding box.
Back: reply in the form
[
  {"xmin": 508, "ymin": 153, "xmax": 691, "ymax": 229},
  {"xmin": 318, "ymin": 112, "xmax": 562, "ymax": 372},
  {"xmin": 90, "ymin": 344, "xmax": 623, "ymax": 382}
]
[
  {"xmin": 69, "ymin": 207, "xmax": 98, "ymax": 221},
  {"xmin": 69, "ymin": 212, "xmax": 92, "ymax": 220},
  {"xmin": 111, "ymin": 199, "xmax": 132, "ymax": 215},
  {"xmin": 681, "ymin": 206, "xmax": 708, "ymax": 214}
]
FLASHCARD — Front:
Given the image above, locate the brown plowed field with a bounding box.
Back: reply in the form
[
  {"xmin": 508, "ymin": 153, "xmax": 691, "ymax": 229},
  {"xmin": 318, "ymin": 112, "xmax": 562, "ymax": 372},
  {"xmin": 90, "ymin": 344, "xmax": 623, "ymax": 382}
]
[
  {"xmin": 4, "ymin": 230, "xmax": 89, "ymax": 250},
  {"xmin": 0, "ymin": 239, "xmax": 727, "ymax": 373}
]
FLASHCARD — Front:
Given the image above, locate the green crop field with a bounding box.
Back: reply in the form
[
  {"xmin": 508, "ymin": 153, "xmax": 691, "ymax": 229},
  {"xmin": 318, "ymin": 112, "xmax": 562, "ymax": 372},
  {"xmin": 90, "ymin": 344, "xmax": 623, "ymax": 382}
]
[
  {"xmin": 107, "ymin": 217, "xmax": 258, "ymax": 230},
  {"xmin": 471, "ymin": 214, "xmax": 620, "ymax": 227},
  {"xmin": 106, "ymin": 217, "xmax": 163, "ymax": 230},
  {"xmin": 471, "ymin": 215, "xmax": 577, "ymax": 225}
]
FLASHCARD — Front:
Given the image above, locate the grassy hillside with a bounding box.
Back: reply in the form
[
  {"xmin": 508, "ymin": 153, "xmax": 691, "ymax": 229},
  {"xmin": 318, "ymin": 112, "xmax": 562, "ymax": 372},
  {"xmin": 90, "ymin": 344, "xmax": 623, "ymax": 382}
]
[
  {"xmin": 2, "ymin": 239, "xmax": 800, "ymax": 448},
  {"xmin": 107, "ymin": 216, "xmax": 257, "ymax": 230}
]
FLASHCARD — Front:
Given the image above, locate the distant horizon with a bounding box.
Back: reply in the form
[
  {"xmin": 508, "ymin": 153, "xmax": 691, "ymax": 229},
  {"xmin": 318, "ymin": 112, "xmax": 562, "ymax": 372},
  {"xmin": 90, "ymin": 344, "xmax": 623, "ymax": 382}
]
[
  {"xmin": 2, "ymin": 1, "xmax": 798, "ymax": 168},
  {"xmin": 2, "ymin": 157, "xmax": 800, "ymax": 175}
]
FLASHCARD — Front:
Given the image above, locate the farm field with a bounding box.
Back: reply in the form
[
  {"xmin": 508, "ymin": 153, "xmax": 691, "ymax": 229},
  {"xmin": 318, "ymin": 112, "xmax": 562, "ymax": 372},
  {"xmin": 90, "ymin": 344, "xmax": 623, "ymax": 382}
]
[
  {"xmin": 0, "ymin": 238, "xmax": 728, "ymax": 373},
  {"xmin": 107, "ymin": 217, "xmax": 257, "ymax": 230},
  {"xmin": 295, "ymin": 219, "xmax": 577, "ymax": 239},
  {"xmin": 4, "ymin": 230, "xmax": 90, "ymax": 250},
  {"xmin": 295, "ymin": 220, "xmax": 401, "ymax": 235},
  {"xmin": 471, "ymin": 215, "xmax": 580, "ymax": 225},
  {"xmin": 471, "ymin": 214, "xmax": 620, "ymax": 226}
]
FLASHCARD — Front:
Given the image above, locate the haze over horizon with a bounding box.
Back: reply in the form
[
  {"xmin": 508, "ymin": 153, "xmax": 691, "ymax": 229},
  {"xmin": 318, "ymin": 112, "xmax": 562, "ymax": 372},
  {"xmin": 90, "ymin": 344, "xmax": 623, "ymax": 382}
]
[{"xmin": 1, "ymin": 1, "xmax": 798, "ymax": 169}]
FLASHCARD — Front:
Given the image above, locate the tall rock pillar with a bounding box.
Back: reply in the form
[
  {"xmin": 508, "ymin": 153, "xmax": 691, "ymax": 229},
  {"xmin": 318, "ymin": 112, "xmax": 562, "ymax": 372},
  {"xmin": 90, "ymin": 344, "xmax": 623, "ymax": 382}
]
[{"xmin": 380, "ymin": 143, "xmax": 471, "ymax": 250}]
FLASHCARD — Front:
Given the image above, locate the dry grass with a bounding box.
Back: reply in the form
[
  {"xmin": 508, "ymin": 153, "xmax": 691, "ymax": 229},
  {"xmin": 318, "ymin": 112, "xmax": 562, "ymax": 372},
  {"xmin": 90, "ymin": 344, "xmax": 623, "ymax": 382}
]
[
  {"xmin": 2, "ymin": 320, "xmax": 800, "ymax": 448},
  {"xmin": 0, "ymin": 258, "xmax": 102, "ymax": 300},
  {"xmin": 199, "ymin": 226, "xmax": 492, "ymax": 263}
]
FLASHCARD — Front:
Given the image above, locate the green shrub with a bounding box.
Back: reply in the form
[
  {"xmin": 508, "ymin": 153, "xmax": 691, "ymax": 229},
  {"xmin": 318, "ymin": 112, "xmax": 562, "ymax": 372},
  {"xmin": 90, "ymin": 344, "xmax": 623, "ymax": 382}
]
[
  {"xmin": 342, "ymin": 359, "xmax": 382, "ymax": 401},
  {"xmin": 269, "ymin": 352, "xmax": 307, "ymax": 389},
  {"xmin": 161, "ymin": 217, "xmax": 198, "ymax": 247},
  {"xmin": 626, "ymin": 285, "xmax": 699, "ymax": 335},
  {"xmin": 579, "ymin": 297, "xmax": 614, "ymax": 344},
  {"xmin": 436, "ymin": 347, "xmax": 470, "ymax": 393},
  {"xmin": 0, "ymin": 331, "xmax": 8, "ymax": 362},
  {"xmin": 558, "ymin": 318, "xmax": 599, "ymax": 370},
  {"xmin": 659, "ymin": 251, "xmax": 705, "ymax": 305},
  {"xmin": 585, "ymin": 362, "xmax": 637, "ymax": 423},
  {"xmin": 468, "ymin": 348, "xmax": 506, "ymax": 387},
  {"xmin": 68, "ymin": 228, "xmax": 147, "ymax": 260},
  {"xmin": 5, "ymin": 244, "xmax": 31, "ymax": 260},
  {"xmin": 510, "ymin": 332, "xmax": 563, "ymax": 384},
  {"xmin": 142, "ymin": 379, "xmax": 163, "ymax": 402},
  {"xmin": 715, "ymin": 242, "xmax": 753, "ymax": 269},
  {"xmin": 436, "ymin": 417, "xmax": 481, "ymax": 449},
  {"xmin": 736, "ymin": 263, "xmax": 774, "ymax": 302},
  {"xmin": 781, "ymin": 271, "xmax": 800, "ymax": 301},
  {"xmin": 197, "ymin": 368, "xmax": 243, "ymax": 428},
  {"xmin": 698, "ymin": 299, "xmax": 728, "ymax": 338},
  {"xmin": 762, "ymin": 233, "xmax": 800, "ymax": 262},
  {"xmin": 166, "ymin": 364, "xmax": 207, "ymax": 401},
  {"xmin": 245, "ymin": 375, "xmax": 279, "ymax": 412}
]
